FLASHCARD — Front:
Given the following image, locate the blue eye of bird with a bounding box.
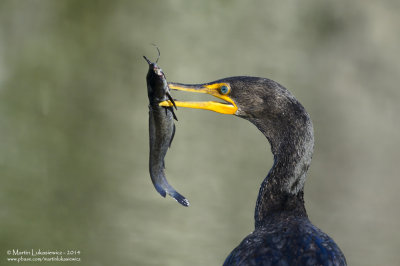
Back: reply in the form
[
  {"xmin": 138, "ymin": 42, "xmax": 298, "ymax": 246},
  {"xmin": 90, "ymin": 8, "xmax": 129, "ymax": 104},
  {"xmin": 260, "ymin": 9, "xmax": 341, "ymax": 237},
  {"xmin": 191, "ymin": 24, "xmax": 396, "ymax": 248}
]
[{"xmin": 220, "ymin": 85, "xmax": 229, "ymax": 94}]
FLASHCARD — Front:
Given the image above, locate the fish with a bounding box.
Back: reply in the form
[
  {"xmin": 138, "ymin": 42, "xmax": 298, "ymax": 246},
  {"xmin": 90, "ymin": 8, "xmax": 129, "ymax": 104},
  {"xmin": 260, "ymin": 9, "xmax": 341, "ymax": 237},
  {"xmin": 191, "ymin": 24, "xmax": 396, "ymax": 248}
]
[{"xmin": 144, "ymin": 50, "xmax": 189, "ymax": 207}]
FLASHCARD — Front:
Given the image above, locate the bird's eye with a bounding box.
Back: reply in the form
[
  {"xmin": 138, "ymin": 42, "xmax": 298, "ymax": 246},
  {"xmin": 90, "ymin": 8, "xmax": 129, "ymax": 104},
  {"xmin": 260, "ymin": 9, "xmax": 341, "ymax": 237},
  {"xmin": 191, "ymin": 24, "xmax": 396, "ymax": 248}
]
[{"xmin": 220, "ymin": 85, "xmax": 229, "ymax": 95}]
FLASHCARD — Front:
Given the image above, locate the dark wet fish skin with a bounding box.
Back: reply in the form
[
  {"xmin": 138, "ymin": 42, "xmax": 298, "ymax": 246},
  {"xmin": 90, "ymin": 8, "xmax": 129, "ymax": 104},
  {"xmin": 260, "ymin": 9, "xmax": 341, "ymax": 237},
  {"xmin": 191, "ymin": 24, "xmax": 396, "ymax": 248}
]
[{"xmin": 145, "ymin": 56, "xmax": 189, "ymax": 207}]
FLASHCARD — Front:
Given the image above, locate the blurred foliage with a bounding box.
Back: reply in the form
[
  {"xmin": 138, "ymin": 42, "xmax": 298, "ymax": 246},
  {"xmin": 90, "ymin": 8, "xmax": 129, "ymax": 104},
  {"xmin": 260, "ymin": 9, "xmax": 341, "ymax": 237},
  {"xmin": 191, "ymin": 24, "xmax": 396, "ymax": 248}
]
[{"xmin": 0, "ymin": 0, "xmax": 399, "ymax": 265}]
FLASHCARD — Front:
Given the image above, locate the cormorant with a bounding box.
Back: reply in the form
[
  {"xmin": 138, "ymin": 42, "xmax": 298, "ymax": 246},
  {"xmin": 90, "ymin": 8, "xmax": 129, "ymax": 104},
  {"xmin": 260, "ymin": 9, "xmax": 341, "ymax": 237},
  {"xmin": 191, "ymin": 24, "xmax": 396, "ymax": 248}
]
[{"xmin": 160, "ymin": 76, "xmax": 346, "ymax": 265}]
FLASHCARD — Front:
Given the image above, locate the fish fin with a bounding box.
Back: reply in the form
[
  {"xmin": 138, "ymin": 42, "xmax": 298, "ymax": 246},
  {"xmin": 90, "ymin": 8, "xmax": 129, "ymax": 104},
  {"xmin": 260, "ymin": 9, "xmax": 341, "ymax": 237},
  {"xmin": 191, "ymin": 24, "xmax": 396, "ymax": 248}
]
[
  {"xmin": 162, "ymin": 106, "xmax": 177, "ymax": 120},
  {"xmin": 169, "ymin": 124, "xmax": 175, "ymax": 148},
  {"xmin": 171, "ymin": 108, "xmax": 178, "ymax": 121},
  {"xmin": 166, "ymin": 91, "xmax": 177, "ymax": 110}
]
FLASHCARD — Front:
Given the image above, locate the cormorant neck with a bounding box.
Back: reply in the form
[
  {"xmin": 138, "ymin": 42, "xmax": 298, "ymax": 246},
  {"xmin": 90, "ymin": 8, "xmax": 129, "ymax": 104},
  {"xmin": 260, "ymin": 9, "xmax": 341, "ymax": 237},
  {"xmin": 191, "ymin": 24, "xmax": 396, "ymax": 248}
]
[{"xmin": 249, "ymin": 109, "xmax": 314, "ymax": 228}]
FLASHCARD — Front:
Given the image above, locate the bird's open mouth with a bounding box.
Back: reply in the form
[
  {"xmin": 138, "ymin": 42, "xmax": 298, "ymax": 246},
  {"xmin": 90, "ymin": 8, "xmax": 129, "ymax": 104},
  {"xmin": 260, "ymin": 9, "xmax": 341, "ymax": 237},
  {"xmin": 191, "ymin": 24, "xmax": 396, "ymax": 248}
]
[{"xmin": 159, "ymin": 82, "xmax": 238, "ymax": 114}]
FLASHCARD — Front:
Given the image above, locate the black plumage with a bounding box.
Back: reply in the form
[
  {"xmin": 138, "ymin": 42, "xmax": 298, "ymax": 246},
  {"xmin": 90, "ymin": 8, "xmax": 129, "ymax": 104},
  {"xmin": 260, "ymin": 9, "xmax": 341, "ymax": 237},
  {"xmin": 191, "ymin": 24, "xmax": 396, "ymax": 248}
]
[
  {"xmin": 163, "ymin": 76, "xmax": 346, "ymax": 265},
  {"xmin": 226, "ymin": 77, "xmax": 346, "ymax": 265}
]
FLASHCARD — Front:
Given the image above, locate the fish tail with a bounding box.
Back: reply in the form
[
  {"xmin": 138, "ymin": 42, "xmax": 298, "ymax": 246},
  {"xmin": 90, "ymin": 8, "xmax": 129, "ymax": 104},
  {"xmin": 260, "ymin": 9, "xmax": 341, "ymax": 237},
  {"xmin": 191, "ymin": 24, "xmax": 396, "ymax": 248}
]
[
  {"xmin": 167, "ymin": 190, "xmax": 190, "ymax": 207},
  {"xmin": 159, "ymin": 174, "xmax": 190, "ymax": 207},
  {"xmin": 150, "ymin": 169, "xmax": 189, "ymax": 206}
]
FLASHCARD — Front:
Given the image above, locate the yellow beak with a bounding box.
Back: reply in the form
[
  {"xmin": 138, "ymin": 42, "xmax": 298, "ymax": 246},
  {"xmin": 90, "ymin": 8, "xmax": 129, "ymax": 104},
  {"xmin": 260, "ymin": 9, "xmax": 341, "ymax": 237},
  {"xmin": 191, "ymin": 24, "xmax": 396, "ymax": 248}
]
[{"xmin": 159, "ymin": 82, "xmax": 237, "ymax": 115}]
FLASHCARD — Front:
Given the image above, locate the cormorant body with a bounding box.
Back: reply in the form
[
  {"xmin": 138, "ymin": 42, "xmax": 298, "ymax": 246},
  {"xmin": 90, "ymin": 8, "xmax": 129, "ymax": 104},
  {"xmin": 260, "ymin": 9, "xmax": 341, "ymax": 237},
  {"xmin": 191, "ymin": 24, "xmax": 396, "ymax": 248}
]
[
  {"xmin": 164, "ymin": 76, "xmax": 346, "ymax": 265},
  {"xmin": 223, "ymin": 214, "xmax": 346, "ymax": 265}
]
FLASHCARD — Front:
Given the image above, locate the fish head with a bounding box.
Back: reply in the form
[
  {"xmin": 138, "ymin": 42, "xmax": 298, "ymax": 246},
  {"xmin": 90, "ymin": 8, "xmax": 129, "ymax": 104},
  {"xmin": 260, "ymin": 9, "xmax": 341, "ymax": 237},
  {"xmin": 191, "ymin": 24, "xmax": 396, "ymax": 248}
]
[{"xmin": 144, "ymin": 56, "xmax": 168, "ymax": 101}]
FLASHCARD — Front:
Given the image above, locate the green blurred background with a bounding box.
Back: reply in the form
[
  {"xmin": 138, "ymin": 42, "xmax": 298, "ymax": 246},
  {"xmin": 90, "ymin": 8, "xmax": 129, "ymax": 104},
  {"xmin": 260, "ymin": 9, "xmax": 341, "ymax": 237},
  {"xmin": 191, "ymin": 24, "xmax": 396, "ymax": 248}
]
[{"xmin": 1, "ymin": 1, "xmax": 399, "ymax": 265}]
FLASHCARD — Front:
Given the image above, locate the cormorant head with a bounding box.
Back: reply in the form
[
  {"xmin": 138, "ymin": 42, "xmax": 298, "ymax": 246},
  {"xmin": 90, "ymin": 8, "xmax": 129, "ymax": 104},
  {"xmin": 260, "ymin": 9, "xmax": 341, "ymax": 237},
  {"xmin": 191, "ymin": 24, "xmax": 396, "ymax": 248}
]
[
  {"xmin": 161, "ymin": 76, "xmax": 299, "ymax": 115},
  {"xmin": 160, "ymin": 76, "xmax": 307, "ymax": 129},
  {"xmin": 160, "ymin": 76, "xmax": 314, "ymax": 196},
  {"xmin": 160, "ymin": 76, "xmax": 313, "ymax": 156}
]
